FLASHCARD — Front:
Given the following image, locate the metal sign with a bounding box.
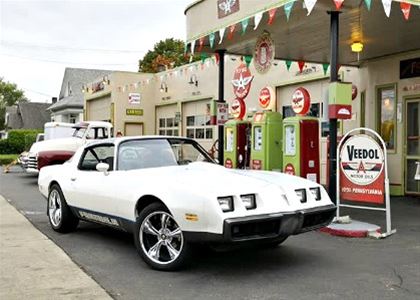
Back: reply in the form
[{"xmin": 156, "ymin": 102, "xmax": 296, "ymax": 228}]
[
  {"xmin": 216, "ymin": 103, "xmax": 229, "ymax": 125},
  {"xmin": 126, "ymin": 109, "xmax": 143, "ymax": 116},
  {"xmin": 337, "ymin": 127, "xmax": 396, "ymax": 238},
  {"xmin": 128, "ymin": 93, "xmax": 141, "ymax": 104},
  {"xmin": 218, "ymin": 0, "xmax": 240, "ymax": 19},
  {"xmin": 292, "ymin": 87, "xmax": 311, "ymax": 115},
  {"xmin": 231, "ymin": 63, "xmax": 253, "ymax": 99},
  {"xmin": 253, "ymin": 32, "xmax": 275, "ymax": 74}
]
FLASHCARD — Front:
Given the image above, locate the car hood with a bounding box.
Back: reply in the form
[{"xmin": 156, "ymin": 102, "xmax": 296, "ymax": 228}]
[{"xmin": 29, "ymin": 137, "xmax": 83, "ymax": 153}]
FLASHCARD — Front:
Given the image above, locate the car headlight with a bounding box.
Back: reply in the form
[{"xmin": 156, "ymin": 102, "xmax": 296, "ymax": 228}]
[
  {"xmin": 295, "ymin": 189, "xmax": 307, "ymax": 203},
  {"xmin": 240, "ymin": 194, "xmax": 256, "ymax": 210},
  {"xmin": 310, "ymin": 187, "xmax": 321, "ymax": 201},
  {"xmin": 217, "ymin": 196, "xmax": 234, "ymax": 212}
]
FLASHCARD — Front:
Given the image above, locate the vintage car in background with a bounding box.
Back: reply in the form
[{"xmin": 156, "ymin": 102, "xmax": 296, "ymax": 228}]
[
  {"xmin": 25, "ymin": 121, "xmax": 112, "ymax": 174},
  {"xmin": 38, "ymin": 136, "xmax": 335, "ymax": 271}
]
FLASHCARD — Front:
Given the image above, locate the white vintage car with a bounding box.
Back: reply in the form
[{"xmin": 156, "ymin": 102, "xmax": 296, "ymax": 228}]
[{"xmin": 38, "ymin": 136, "xmax": 335, "ymax": 270}]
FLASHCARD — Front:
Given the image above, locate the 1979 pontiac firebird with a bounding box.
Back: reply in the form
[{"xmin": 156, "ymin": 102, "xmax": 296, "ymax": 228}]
[{"xmin": 38, "ymin": 136, "xmax": 335, "ymax": 271}]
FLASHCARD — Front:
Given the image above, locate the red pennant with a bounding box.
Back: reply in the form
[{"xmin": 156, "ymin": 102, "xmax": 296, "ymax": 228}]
[
  {"xmin": 215, "ymin": 53, "xmax": 220, "ymax": 65},
  {"xmin": 198, "ymin": 37, "xmax": 204, "ymax": 52},
  {"xmin": 400, "ymin": 2, "xmax": 411, "ymax": 21},
  {"xmin": 333, "ymin": 0, "xmax": 344, "ymax": 10},
  {"xmin": 298, "ymin": 60, "xmax": 305, "ymax": 73},
  {"xmin": 268, "ymin": 8, "xmax": 277, "ymax": 25},
  {"xmin": 228, "ymin": 24, "xmax": 236, "ymax": 40}
]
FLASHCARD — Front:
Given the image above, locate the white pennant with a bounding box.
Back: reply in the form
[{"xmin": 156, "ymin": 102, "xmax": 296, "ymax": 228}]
[
  {"xmin": 253, "ymin": 12, "xmax": 263, "ymax": 30},
  {"xmin": 190, "ymin": 40, "xmax": 196, "ymax": 55},
  {"xmin": 381, "ymin": 0, "xmax": 392, "ymax": 17},
  {"xmin": 304, "ymin": 0, "xmax": 317, "ymax": 15},
  {"xmin": 219, "ymin": 27, "xmax": 226, "ymax": 44}
]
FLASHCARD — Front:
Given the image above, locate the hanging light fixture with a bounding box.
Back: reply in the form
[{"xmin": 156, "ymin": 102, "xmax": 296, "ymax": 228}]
[{"xmin": 351, "ymin": 41, "xmax": 364, "ymax": 53}]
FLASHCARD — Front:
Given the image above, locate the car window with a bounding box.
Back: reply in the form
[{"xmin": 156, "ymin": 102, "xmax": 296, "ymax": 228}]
[{"xmin": 79, "ymin": 144, "xmax": 115, "ymax": 171}]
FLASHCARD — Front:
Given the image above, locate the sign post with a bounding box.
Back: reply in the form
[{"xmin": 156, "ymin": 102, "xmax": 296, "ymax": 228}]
[{"xmin": 336, "ymin": 127, "xmax": 396, "ymax": 238}]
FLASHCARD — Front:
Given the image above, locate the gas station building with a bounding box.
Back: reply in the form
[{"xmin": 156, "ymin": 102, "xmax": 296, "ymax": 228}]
[{"xmin": 83, "ymin": 0, "xmax": 419, "ymax": 197}]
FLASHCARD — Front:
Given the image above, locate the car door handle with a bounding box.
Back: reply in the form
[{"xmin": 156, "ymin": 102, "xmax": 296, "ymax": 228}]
[{"xmin": 70, "ymin": 177, "xmax": 77, "ymax": 181}]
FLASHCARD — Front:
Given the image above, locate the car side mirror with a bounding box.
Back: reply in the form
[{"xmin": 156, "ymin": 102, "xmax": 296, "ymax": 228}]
[{"xmin": 96, "ymin": 162, "xmax": 109, "ymax": 175}]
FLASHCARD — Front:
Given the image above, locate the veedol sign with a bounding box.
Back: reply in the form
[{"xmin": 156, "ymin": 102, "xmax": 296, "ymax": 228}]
[{"xmin": 339, "ymin": 134, "xmax": 385, "ymax": 204}]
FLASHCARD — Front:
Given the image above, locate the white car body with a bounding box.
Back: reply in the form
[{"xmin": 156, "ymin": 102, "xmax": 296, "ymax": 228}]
[{"xmin": 38, "ymin": 136, "xmax": 335, "ymax": 239}]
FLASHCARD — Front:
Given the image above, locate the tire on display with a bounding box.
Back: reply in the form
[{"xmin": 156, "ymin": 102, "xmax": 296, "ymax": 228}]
[
  {"xmin": 47, "ymin": 184, "xmax": 79, "ymax": 233},
  {"xmin": 134, "ymin": 202, "xmax": 191, "ymax": 271}
]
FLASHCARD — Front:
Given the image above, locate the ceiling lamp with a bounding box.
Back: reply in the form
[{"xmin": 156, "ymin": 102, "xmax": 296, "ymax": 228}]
[{"xmin": 351, "ymin": 41, "xmax": 363, "ymax": 53}]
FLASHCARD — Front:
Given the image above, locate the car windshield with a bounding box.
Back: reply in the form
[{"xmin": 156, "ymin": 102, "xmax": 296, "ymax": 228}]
[
  {"xmin": 72, "ymin": 127, "xmax": 87, "ymax": 139},
  {"xmin": 117, "ymin": 138, "xmax": 214, "ymax": 171}
]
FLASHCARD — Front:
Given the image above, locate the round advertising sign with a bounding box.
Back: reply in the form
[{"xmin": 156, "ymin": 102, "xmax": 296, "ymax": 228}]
[
  {"xmin": 253, "ymin": 33, "xmax": 275, "ymax": 74},
  {"xmin": 231, "ymin": 63, "xmax": 254, "ymax": 99},
  {"xmin": 230, "ymin": 98, "xmax": 246, "ymax": 120},
  {"xmin": 291, "ymin": 87, "xmax": 311, "ymax": 115},
  {"xmin": 352, "ymin": 84, "xmax": 358, "ymax": 100},
  {"xmin": 340, "ymin": 135, "xmax": 384, "ymax": 186},
  {"xmin": 284, "ymin": 163, "xmax": 295, "ymax": 176},
  {"xmin": 225, "ymin": 158, "xmax": 233, "ymax": 169},
  {"xmin": 258, "ymin": 86, "xmax": 275, "ymax": 109}
]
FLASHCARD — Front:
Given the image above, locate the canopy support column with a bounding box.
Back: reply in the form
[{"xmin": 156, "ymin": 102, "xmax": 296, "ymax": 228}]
[{"xmin": 216, "ymin": 49, "xmax": 226, "ymax": 165}]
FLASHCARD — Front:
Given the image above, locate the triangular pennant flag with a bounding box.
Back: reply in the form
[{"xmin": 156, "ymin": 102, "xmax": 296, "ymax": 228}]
[
  {"xmin": 254, "ymin": 12, "xmax": 263, "ymax": 30},
  {"xmin": 227, "ymin": 24, "xmax": 236, "ymax": 40},
  {"xmin": 284, "ymin": 1, "xmax": 295, "ymax": 21},
  {"xmin": 268, "ymin": 8, "xmax": 277, "ymax": 25},
  {"xmin": 285, "ymin": 60, "xmax": 292, "ymax": 71},
  {"xmin": 298, "ymin": 60, "xmax": 305, "ymax": 73},
  {"xmin": 381, "ymin": 0, "xmax": 392, "ymax": 17},
  {"xmin": 219, "ymin": 27, "xmax": 226, "ymax": 44},
  {"xmin": 190, "ymin": 40, "xmax": 196, "ymax": 55},
  {"xmin": 244, "ymin": 55, "xmax": 252, "ymax": 68},
  {"xmin": 400, "ymin": 2, "xmax": 411, "ymax": 20},
  {"xmin": 200, "ymin": 53, "xmax": 207, "ymax": 64},
  {"xmin": 198, "ymin": 37, "xmax": 204, "ymax": 52},
  {"xmin": 322, "ymin": 63, "xmax": 329, "ymax": 75},
  {"xmin": 241, "ymin": 18, "xmax": 249, "ymax": 35},
  {"xmin": 304, "ymin": 0, "xmax": 317, "ymax": 16},
  {"xmin": 364, "ymin": 0, "xmax": 371, "ymax": 11},
  {"xmin": 209, "ymin": 32, "xmax": 215, "ymax": 48},
  {"xmin": 334, "ymin": 0, "xmax": 344, "ymax": 10}
]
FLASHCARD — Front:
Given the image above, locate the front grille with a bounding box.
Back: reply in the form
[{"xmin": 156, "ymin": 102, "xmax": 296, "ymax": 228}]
[
  {"xmin": 302, "ymin": 210, "xmax": 334, "ymax": 230},
  {"xmin": 231, "ymin": 220, "xmax": 280, "ymax": 240},
  {"xmin": 27, "ymin": 156, "xmax": 38, "ymax": 170}
]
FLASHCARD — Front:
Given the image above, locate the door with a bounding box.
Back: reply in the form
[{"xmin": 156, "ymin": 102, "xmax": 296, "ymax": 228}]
[
  {"xmin": 124, "ymin": 122, "xmax": 143, "ymax": 136},
  {"xmin": 405, "ymin": 98, "xmax": 420, "ymax": 195}
]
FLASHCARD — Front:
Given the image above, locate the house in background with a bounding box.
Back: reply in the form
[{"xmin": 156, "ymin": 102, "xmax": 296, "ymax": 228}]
[{"xmin": 48, "ymin": 68, "xmax": 112, "ymax": 123}]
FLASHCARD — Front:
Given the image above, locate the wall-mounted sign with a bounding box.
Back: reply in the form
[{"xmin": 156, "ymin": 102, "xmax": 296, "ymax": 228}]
[
  {"xmin": 400, "ymin": 57, "xmax": 420, "ymax": 79},
  {"xmin": 258, "ymin": 86, "xmax": 276, "ymax": 110},
  {"xmin": 402, "ymin": 83, "xmax": 420, "ymax": 92},
  {"xmin": 126, "ymin": 109, "xmax": 143, "ymax": 116},
  {"xmin": 291, "ymin": 87, "xmax": 311, "ymax": 115},
  {"xmin": 254, "ymin": 32, "xmax": 275, "ymax": 74},
  {"xmin": 231, "ymin": 63, "xmax": 253, "ymax": 99},
  {"xmin": 230, "ymin": 98, "xmax": 246, "ymax": 120},
  {"xmin": 91, "ymin": 81, "xmax": 105, "ymax": 93},
  {"xmin": 128, "ymin": 93, "xmax": 141, "ymax": 104},
  {"xmin": 216, "ymin": 103, "xmax": 229, "ymax": 125},
  {"xmin": 328, "ymin": 82, "xmax": 352, "ymax": 119},
  {"xmin": 339, "ymin": 134, "xmax": 385, "ymax": 204},
  {"xmin": 352, "ymin": 84, "xmax": 358, "ymax": 100},
  {"xmin": 218, "ymin": 0, "xmax": 240, "ymax": 19}
]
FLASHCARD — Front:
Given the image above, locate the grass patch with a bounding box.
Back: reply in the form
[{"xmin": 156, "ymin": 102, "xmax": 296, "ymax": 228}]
[{"xmin": 0, "ymin": 154, "xmax": 19, "ymax": 165}]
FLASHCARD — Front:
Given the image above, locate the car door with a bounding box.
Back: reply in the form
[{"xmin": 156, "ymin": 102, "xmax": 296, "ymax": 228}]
[{"xmin": 69, "ymin": 143, "xmax": 119, "ymax": 216}]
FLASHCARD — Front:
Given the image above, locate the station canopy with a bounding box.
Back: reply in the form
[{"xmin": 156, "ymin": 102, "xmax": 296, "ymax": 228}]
[{"xmin": 185, "ymin": 0, "xmax": 420, "ymax": 66}]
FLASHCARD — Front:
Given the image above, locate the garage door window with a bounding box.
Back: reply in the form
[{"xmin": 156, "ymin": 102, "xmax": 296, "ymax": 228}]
[
  {"xmin": 158, "ymin": 117, "xmax": 179, "ymax": 136},
  {"xmin": 186, "ymin": 115, "xmax": 213, "ymax": 140}
]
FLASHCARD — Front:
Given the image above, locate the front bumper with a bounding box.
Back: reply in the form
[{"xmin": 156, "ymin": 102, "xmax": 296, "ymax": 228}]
[{"xmin": 184, "ymin": 205, "xmax": 336, "ymax": 243}]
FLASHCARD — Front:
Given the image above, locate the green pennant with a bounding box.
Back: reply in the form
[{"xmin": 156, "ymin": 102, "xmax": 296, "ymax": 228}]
[
  {"xmin": 241, "ymin": 18, "xmax": 249, "ymax": 35},
  {"xmin": 209, "ymin": 32, "xmax": 215, "ymax": 48},
  {"xmin": 322, "ymin": 63, "xmax": 329, "ymax": 75},
  {"xmin": 364, "ymin": 0, "xmax": 371, "ymax": 11},
  {"xmin": 244, "ymin": 55, "xmax": 252, "ymax": 68},
  {"xmin": 284, "ymin": 1, "xmax": 294, "ymax": 21},
  {"xmin": 200, "ymin": 53, "xmax": 208, "ymax": 64},
  {"xmin": 285, "ymin": 60, "xmax": 292, "ymax": 71}
]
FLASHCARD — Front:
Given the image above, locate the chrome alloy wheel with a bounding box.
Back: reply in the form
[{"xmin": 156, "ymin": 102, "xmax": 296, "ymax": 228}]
[
  {"xmin": 48, "ymin": 189, "xmax": 62, "ymax": 227},
  {"xmin": 139, "ymin": 211, "xmax": 184, "ymax": 265}
]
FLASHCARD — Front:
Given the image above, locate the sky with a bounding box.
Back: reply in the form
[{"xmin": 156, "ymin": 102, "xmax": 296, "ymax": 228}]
[{"xmin": 0, "ymin": 0, "xmax": 191, "ymax": 102}]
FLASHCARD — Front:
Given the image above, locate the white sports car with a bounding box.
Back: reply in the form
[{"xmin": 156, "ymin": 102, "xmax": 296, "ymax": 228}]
[{"xmin": 38, "ymin": 136, "xmax": 335, "ymax": 270}]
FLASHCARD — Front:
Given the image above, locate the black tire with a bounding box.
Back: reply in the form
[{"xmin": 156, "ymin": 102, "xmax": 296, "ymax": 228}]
[
  {"xmin": 134, "ymin": 202, "xmax": 191, "ymax": 271},
  {"xmin": 47, "ymin": 184, "xmax": 79, "ymax": 233}
]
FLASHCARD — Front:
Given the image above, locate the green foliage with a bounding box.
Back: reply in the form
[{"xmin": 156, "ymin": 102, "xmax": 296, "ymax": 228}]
[
  {"xmin": 0, "ymin": 154, "xmax": 18, "ymax": 165},
  {"xmin": 138, "ymin": 38, "xmax": 198, "ymax": 73},
  {"xmin": 0, "ymin": 77, "xmax": 27, "ymax": 130},
  {"xmin": 0, "ymin": 129, "xmax": 42, "ymax": 154}
]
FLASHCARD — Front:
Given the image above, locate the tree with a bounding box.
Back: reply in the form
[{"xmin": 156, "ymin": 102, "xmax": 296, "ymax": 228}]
[
  {"xmin": 0, "ymin": 77, "xmax": 27, "ymax": 130},
  {"xmin": 138, "ymin": 38, "xmax": 197, "ymax": 73}
]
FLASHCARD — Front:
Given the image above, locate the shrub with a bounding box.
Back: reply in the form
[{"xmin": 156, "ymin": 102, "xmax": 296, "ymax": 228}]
[
  {"xmin": 0, "ymin": 154, "xmax": 18, "ymax": 165},
  {"xmin": 0, "ymin": 129, "xmax": 42, "ymax": 154}
]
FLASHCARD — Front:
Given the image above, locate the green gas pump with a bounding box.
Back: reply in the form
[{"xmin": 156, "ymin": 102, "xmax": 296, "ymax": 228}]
[
  {"xmin": 223, "ymin": 119, "xmax": 251, "ymax": 169},
  {"xmin": 250, "ymin": 111, "xmax": 283, "ymax": 171}
]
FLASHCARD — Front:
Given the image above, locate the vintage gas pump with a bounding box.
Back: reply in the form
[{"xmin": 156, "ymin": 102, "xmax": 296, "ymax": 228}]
[
  {"xmin": 250, "ymin": 111, "xmax": 283, "ymax": 171},
  {"xmin": 282, "ymin": 87, "xmax": 320, "ymax": 183},
  {"xmin": 224, "ymin": 119, "xmax": 251, "ymax": 169}
]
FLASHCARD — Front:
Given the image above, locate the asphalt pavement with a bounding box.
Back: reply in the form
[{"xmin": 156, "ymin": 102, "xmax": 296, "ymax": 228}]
[{"xmin": 0, "ymin": 166, "xmax": 420, "ymax": 300}]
